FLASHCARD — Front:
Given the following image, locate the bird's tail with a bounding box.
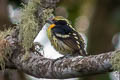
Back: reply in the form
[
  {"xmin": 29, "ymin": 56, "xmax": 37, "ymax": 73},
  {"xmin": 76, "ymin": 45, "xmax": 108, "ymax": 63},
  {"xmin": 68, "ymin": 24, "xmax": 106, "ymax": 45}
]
[{"xmin": 79, "ymin": 48, "xmax": 87, "ymax": 56}]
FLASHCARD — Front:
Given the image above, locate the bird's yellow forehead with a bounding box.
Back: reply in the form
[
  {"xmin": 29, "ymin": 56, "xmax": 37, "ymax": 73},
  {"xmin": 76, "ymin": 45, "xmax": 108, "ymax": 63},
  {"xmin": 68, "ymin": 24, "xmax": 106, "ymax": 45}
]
[
  {"xmin": 53, "ymin": 16, "xmax": 70, "ymax": 24},
  {"xmin": 48, "ymin": 24, "xmax": 56, "ymax": 30},
  {"xmin": 53, "ymin": 16, "xmax": 66, "ymax": 20}
]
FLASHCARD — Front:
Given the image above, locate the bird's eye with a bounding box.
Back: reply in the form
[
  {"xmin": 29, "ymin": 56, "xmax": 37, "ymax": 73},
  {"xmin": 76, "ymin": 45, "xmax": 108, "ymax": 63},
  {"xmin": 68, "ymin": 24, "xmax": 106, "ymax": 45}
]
[
  {"xmin": 53, "ymin": 20, "xmax": 56, "ymax": 22},
  {"xmin": 52, "ymin": 20, "xmax": 57, "ymax": 23}
]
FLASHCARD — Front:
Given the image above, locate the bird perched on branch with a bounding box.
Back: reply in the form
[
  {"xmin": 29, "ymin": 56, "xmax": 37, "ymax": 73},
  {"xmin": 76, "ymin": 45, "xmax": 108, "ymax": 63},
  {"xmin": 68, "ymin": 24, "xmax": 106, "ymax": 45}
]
[{"xmin": 46, "ymin": 16, "xmax": 87, "ymax": 56}]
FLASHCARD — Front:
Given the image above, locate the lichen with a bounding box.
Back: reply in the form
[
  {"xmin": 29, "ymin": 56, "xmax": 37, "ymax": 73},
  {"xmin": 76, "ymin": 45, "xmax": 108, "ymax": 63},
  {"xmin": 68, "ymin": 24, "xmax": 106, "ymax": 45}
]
[
  {"xmin": 18, "ymin": 0, "xmax": 54, "ymax": 60},
  {"xmin": 111, "ymin": 50, "xmax": 120, "ymax": 71},
  {"xmin": 18, "ymin": 0, "xmax": 55, "ymax": 60},
  {"xmin": 42, "ymin": 9, "xmax": 54, "ymax": 25},
  {"xmin": 19, "ymin": 0, "xmax": 41, "ymax": 59},
  {"xmin": 0, "ymin": 29, "xmax": 13, "ymax": 70}
]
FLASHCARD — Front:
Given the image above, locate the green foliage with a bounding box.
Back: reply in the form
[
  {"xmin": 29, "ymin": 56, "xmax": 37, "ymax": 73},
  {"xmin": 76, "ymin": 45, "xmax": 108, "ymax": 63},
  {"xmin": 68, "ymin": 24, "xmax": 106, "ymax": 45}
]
[{"xmin": 111, "ymin": 51, "xmax": 120, "ymax": 71}]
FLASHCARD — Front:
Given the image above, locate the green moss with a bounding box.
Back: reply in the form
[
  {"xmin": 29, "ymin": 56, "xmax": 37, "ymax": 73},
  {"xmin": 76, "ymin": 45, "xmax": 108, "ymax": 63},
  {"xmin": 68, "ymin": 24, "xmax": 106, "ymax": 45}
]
[
  {"xmin": 18, "ymin": 0, "xmax": 53, "ymax": 60},
  {"xmin": 42, "ymin": 9, "xmax": 54, "ymax": 27},
  {"xmin": 19, "ymin": 0, "xmax": 41, "ymax": 59},
  {"xmin": 111, "ymin": 50, "xmax": 120, "ymax": 71},
  {"xmin": 0, "ymin": 29, "xmax": 13, "ymax": 70},
  {"xmin": 19, "ymin": 0, "xmax": 54, "ymax": 60}
]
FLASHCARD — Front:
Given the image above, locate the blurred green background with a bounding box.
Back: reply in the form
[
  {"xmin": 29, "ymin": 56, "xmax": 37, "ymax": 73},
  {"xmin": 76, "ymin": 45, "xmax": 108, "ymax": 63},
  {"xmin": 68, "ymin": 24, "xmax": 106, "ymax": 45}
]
[{"xmin": 0, "ymin": 0, "xmax": 120, "ymax": 80}]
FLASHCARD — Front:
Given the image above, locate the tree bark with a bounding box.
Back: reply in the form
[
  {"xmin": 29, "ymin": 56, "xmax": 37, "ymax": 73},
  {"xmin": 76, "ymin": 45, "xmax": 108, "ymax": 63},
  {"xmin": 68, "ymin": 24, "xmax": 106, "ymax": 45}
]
[{"xmin": 3, "ymin": 33, "xmax": 117, "ymax": 79}]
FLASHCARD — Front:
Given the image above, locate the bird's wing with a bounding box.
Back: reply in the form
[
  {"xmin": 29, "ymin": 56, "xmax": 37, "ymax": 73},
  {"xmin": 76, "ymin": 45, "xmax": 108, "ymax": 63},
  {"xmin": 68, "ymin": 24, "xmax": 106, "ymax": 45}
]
[
  {"xmin": 61, "ymin": 32, "xmax": 87, "ymax": 56},
  {"xmin": 55, "ymin": 31, "xmax": 85, "ymax": 51},
  {"xmin": 52, "ymin": 25, "xmax": 86, "ymax": 56}
]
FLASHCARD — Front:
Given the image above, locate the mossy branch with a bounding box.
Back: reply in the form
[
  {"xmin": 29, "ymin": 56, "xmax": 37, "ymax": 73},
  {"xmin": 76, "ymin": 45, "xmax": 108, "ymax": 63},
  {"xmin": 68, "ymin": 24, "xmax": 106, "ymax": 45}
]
[
  {"xmin": 3, "ymin": 34, "xmax": 120, "ymax": 79},
  {"xmin": 0, "ymin": 29, "xmax": 13, "ymax": 70},
  {"xmin": 0, "ymin": 28, "xmax": 119, "ymax": 79},
  {"xmin": 111, "ymin": 50, "xmax": 120, "ymax": 71}
]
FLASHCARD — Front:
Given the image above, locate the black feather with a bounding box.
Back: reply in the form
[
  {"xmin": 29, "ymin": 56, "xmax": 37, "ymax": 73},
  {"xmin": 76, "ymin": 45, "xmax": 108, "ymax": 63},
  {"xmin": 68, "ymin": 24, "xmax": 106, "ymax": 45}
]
[
  {"xmin": 54, "ymin": 20, "xmax": 67, "ymax": 25},
  {"xmin": 51, "ymin": 20, "xmax": 87, "ymax": 56},
  {"xmin": 52, "ymin": 25, "xmax": 73, "ymax": 34}
]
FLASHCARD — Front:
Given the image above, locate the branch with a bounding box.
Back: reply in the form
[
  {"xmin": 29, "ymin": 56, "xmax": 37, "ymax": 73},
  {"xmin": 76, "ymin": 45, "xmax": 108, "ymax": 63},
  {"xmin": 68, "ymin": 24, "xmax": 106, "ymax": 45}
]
[
  {"xmin": 12, "ymin": 51, "xmax": 114, "ymax": 79},
  {"xmin": 4, "ymin": 33, "xmax": 115, "ymax": 79}
]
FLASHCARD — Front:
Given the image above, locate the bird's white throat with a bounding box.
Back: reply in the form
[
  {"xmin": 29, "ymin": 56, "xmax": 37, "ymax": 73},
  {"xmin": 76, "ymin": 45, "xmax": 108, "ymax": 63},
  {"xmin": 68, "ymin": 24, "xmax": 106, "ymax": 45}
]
[{"xmin": 34, "ymin": 24, "xmax": 63, "ymax": 59}]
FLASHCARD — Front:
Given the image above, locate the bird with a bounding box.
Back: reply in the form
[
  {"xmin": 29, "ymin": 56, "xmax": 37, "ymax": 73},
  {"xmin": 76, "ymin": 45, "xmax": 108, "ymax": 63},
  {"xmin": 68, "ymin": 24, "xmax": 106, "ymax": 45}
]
[{"xmin": 46, "ymin": 16, "xmax": 87, "ymax": 56}]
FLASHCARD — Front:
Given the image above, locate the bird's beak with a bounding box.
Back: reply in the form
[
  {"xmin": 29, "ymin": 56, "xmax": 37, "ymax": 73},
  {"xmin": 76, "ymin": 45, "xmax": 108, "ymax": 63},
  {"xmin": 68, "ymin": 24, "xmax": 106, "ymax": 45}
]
[{"xmin": 46, "ymin": 20, "xmax": 54, "ymax": 24}]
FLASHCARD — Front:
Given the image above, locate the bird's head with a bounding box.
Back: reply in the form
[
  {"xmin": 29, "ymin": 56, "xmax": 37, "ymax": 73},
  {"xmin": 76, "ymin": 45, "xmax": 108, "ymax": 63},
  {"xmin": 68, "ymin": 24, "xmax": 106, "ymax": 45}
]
[{"xmin": 46, "ymin": 16, "xmax": 71, "ymax": 30}]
